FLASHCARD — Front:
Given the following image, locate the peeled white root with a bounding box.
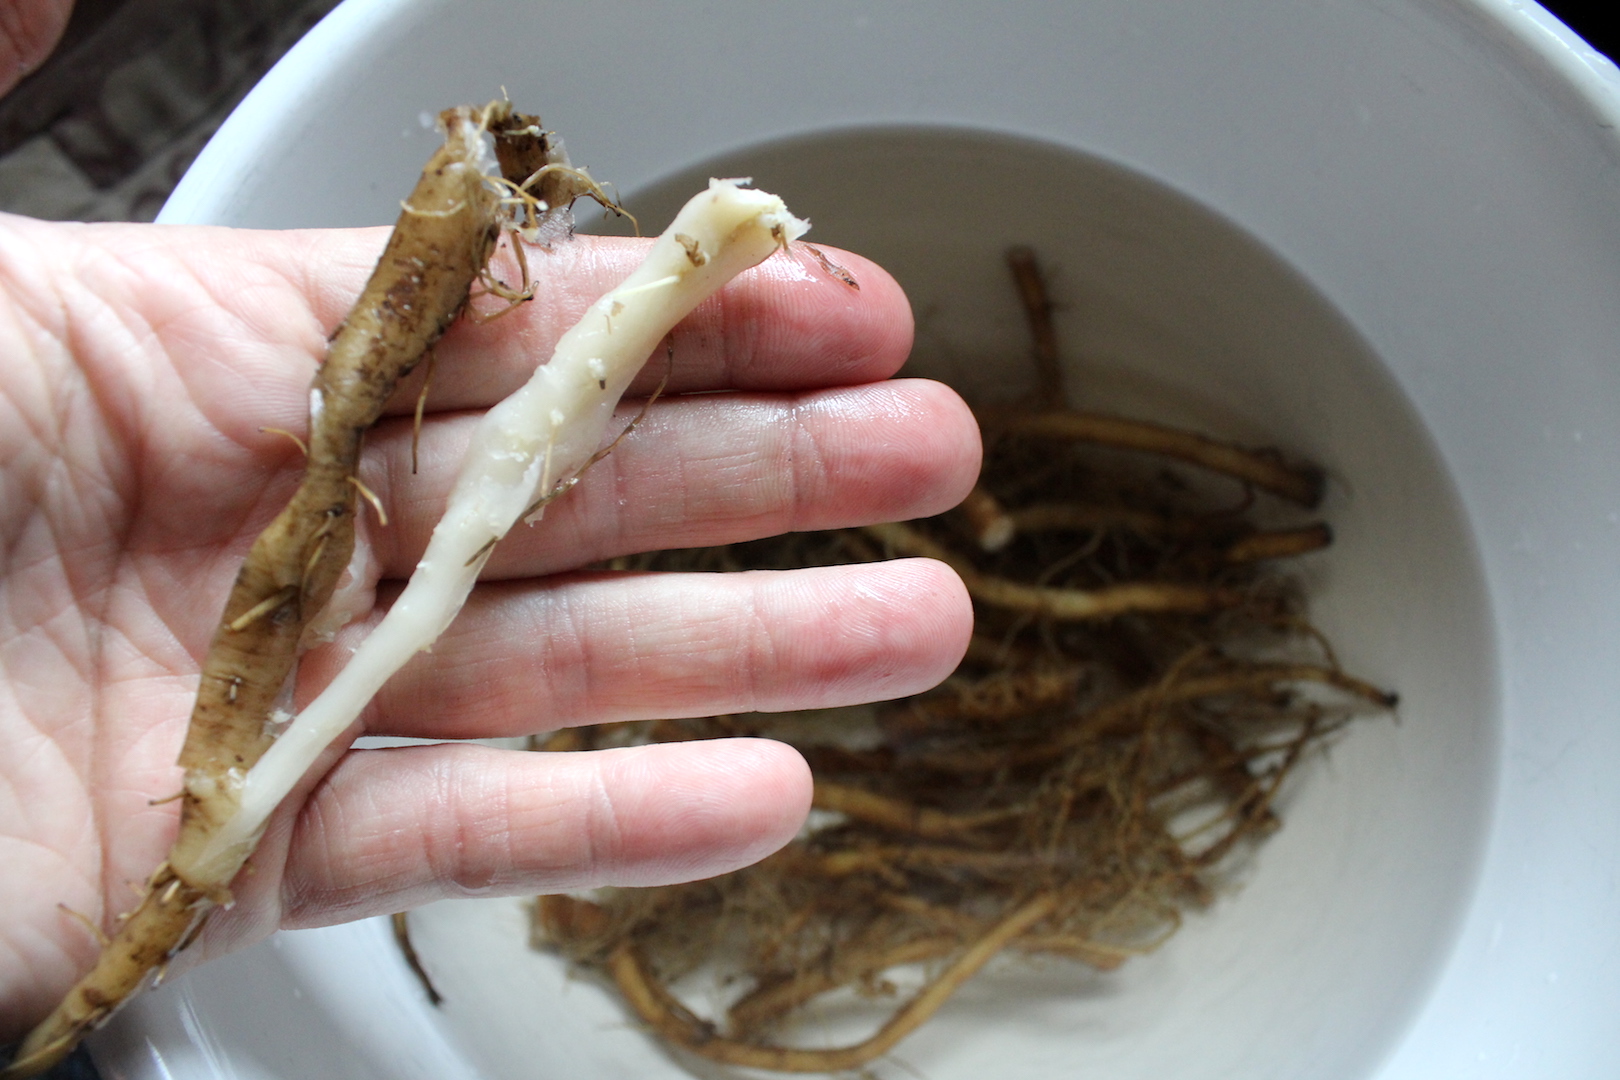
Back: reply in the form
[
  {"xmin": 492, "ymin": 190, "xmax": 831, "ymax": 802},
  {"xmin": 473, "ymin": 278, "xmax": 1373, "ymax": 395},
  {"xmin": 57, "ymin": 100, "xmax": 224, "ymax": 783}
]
[{"xmin": 170, "ymin": 179, "xmax": 810, "ymax": 884}]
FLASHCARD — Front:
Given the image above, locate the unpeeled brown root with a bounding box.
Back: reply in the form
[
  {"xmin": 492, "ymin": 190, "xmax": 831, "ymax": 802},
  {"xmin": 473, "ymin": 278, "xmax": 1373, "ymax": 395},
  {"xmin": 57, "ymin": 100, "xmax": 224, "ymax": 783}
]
[
  {"xmin": 863, "ymin": 519, "xmax": 1246, "ymax": 619},
  {"xmin": 1, "ymin": 104, "xmax": 512, "ymax": 1080},
  {"xmin": 528, "ymin": 248, "xmax": 1393, "ymax": 1074},
  {"xmin": 1001, "ymin": 410, "xmax": 1325, "ymax": 507},
  {"xmin": 176, "ymin": 177, "xmax": 807, "ymax": 886},
  {"xmin": 4, "ymin": 98, "xmax": 708, "ymax": 1077},
  {"xmin": 601, "ymin": 895, "xmax": 1058, "ymax": 1074}
]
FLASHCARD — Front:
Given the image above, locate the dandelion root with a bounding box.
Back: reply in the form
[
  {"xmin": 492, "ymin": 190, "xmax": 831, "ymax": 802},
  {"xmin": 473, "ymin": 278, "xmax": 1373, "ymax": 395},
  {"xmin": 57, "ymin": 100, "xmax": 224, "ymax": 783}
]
[
  {"xmin": 1004, "ymin": 410, "xmax": 1325, "ymax": 507},
  {"xmin": 7, "ymin": 102, "xmax": 521, "ymax": 1077},
  {"xmin": 527, "ymin": 246, "xmax": 1392, "ymax": 1073}
]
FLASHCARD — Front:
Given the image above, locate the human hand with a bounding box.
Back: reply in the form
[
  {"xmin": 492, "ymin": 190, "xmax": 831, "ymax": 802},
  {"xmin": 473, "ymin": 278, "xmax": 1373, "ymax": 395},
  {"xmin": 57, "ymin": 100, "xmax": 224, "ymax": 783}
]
[
  {"xmin": 0, "ymin": 214, "xmax": 979, "ymax": 1038},
  {"xmin": 0, "ymin": 0, "xmax": 72, "ymax": 98}
]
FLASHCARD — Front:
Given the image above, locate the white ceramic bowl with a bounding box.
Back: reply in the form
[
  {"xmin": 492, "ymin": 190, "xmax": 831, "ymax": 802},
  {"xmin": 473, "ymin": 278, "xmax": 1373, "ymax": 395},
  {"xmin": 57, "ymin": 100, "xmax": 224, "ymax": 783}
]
[{"xmin": 91, "ymin": 2, "xmax": 1620, "ymax": 1078}]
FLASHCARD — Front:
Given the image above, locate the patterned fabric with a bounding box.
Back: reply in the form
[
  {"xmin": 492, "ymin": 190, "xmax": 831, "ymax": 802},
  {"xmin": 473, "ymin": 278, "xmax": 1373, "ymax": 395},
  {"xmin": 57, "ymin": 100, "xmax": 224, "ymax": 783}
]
[{"xmin": 0, "ymin": 0, "xmax": 340, "ymax": 222}]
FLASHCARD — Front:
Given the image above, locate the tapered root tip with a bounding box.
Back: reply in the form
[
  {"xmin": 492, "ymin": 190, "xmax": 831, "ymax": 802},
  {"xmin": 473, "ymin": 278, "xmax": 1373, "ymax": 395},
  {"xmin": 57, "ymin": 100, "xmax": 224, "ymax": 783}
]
[{"xmin": 4, "ymin": 870, "xmax": 209, "ymax": 1078}]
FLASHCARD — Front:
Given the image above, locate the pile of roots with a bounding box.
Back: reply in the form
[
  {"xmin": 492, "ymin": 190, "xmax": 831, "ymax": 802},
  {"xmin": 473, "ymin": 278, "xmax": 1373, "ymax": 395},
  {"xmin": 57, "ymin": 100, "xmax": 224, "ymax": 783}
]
[{"xmin": 527, "ymin": 248, "xmax": 1394, "ymax": 1073}]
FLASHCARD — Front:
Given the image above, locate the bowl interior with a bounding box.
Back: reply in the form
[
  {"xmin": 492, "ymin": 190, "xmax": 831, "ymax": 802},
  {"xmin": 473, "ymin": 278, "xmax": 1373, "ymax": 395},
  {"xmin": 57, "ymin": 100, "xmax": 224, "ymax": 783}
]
[{"xmin": 396, "ymin": 127, "xmax": 1499, "ymax": 1080}]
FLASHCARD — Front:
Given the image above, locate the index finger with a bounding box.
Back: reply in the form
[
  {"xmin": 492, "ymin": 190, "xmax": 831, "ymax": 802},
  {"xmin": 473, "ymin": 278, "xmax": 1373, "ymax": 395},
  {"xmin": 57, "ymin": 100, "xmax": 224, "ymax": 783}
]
[{"xmin": 266, "ymin": 229, "xmax": 914, "ymax": 411}]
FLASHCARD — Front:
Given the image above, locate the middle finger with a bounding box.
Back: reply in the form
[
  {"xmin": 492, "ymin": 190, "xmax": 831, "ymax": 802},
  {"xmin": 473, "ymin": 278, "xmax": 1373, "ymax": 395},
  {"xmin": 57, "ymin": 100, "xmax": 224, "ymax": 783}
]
[
  {"xmin": 361, "ymin": 378, "xmax": 980, "ymax": 580},
  {"xmin": 334, "ymin": 557, "xmax": 972, "ymax": 740}
]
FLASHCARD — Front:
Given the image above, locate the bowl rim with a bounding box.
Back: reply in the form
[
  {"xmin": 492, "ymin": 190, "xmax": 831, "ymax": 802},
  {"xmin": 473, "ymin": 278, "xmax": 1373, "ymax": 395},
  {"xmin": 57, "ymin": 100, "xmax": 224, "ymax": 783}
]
[{"xmin": 158, "ymin": 0, "xmax": 1620, "ymax": 229}]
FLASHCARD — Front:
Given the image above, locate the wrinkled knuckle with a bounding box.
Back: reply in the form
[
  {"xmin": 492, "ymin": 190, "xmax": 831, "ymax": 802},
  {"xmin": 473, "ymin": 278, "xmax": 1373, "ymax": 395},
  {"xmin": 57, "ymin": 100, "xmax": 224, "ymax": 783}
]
[
  {"xmin": 785, "ymin": 400, "xmax": 830, "ymax": 528},
  {"xmin": 581, "ymin": 769, "xmax": 627, "ymax": 876}
]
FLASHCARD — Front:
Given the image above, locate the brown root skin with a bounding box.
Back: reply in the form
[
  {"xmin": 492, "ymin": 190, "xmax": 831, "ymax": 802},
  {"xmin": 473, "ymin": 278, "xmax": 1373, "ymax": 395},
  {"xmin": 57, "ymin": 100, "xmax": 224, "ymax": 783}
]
[
  {"xmin": 533, "ymin": 893, "xmax": 625, "ymax": 964},
  {"xmin": 172, "ymin": 103, "xmax": 502, "ymax": 867},
  {"xmin": 489, "ymin": 108, "xmax": 630, "ymax": 237},
  {"xmin": 881, "ymin": 665, "xmax": 1083, "ymax": 735},
  {"xmin": 392, "ymin": 912, "xmax": 444, "ymax": 1006},
  {"xmin": 912, "ymin": 661, "xmax": 1394, "ymax": 774},
  {"xmin": 726, "ymin": 934, "xmax": 964, "ymax": 1034},
  {"xmin": 7, "ymin": 104, "xmax": 509, "ymax": 1079},
  {"xmin": 489, "ymin": 110, "xmax": 562, "ymax": 209},
  {"xmin": 1002, "ymin": 410, "xmax": 1327, "ymax": 507},
  {"xmin": 813, "ymin": 845, "xmax": 1068, "ymax": 878},
  {"xmin": 1223, "ymin": 522, "xmax": 1333, "ymax": 564},
  {"xmin": 1, "ymin": 868, "xmax": 206, "ymax": 1079},
  {"xmin": 969, "ymin": 575, "xmax": 1243, "ymax": 620},
  {"xmin": 1004, "ymin": 500, "xmax": 1239, "ymax": 542},
  {"xmin": 959, "ymin": 631, "xmax": 1044, "ymax": 668},
  {"xmin": 607, "ymin": 895, "xmax": 1056, "ymax": 1073},
  {"xmin": 812, "ymin": 781, "xmax": 1023, "ymax": 839},
  {"xmin": 1005, "ymin": 245, "xmax": 1066, "ymax": 406},
  {"xmin": 863, "ymin": 520, "xmax": 1244, "ymax": 619}
]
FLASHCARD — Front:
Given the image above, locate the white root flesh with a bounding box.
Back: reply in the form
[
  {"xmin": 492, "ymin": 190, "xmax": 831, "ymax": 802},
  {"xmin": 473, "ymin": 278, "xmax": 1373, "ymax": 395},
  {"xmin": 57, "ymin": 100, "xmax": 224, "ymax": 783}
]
[{"xmin": 170, "ymin": 179, "xmax": 809, "ymax": 884}]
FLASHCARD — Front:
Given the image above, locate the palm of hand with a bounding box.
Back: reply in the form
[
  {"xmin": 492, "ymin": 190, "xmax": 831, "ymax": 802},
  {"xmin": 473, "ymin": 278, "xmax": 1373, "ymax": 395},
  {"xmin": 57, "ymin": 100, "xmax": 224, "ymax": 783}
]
[{"xmin": 0, "ymin": 215, "xmax": 977, "ymax": 1041}]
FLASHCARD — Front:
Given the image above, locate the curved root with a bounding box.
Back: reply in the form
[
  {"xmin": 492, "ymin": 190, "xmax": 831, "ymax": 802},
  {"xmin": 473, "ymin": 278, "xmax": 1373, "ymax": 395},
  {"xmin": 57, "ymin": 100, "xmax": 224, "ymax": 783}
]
[{"xmin": 607, "ymin": 895, "xmax": 1057, "ymax": 1073}]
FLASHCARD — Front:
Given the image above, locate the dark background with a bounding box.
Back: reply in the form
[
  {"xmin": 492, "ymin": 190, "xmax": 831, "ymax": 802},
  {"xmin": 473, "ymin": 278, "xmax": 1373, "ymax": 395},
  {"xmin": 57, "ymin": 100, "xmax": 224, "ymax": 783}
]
[{"xmin": 1541, "ymin": 1, "xmax": 1616, "ymax": 63}]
